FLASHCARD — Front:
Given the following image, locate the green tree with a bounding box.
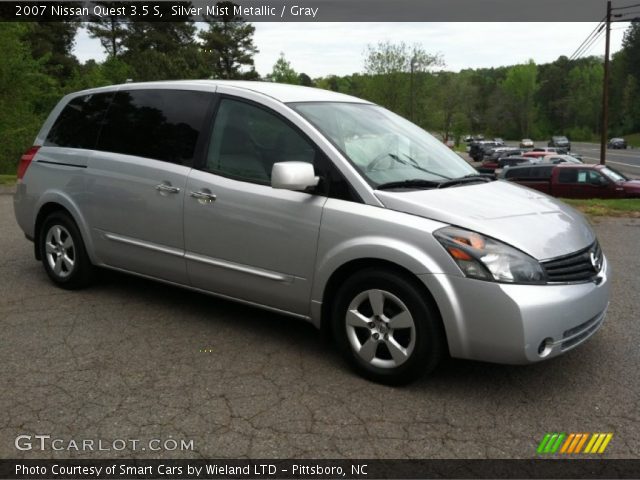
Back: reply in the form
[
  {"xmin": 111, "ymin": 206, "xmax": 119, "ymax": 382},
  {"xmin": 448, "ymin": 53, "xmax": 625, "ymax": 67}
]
[
  {"xmin": 432, "ymin": 71, "xmax": 476, "ymax": 142},
  {"xmin": 298, "ymin": 72, "xmax": 313, "ymax": 86},
  {"xmin": 87, "ymin": 2, "xmax": 128, "ymax": 57},
  {"xmin": 25, "ymin": 22, "xmax": 79, "ymax": 83},
  {"xmin": 619, "ymin": 21, "xmax": 640, "ymax": 132},
  {"xmin": 0, "ymin": 24, "xmax": 52, "ymax": 173},
  {"xmin": 620, "ymin": 75, "xmax": 640, "ymax": 133},
  {"xmin": 363, "ymin": 41, "xmax": 443, "ymax": 118},
  {"xmin": 199, "ymin": 1, "xmax": 259, "ymax": 79},
  {"xmin": 267, "ymin": 53, "xmax": 298, "ymax": 84},
  {"xmin": 566, "ymin": 61, "xmax": 603, "ymax": 135},
  {"xmin": 122, "ymin": 21, "xmax": 206, "ymax": 80},
  {"xmin": 499, "ymin": 60, "xmax": 538, "ymax": 138}
]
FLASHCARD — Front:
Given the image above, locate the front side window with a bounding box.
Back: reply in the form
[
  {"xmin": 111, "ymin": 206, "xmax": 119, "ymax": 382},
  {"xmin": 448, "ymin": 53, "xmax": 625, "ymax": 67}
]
[
  {"xmin": 574, "ymin": 170, "xmax": 604, "ymax": 185},
  {"xmin": 558, "ymin": 169, "xmax": 578, "ymax": 184},
  {"xmin": 290, "ymin": 102, "xmax": 476, "ymax": 187},
  {"xmin": 97, "ymin": 89, "xmax": 212, "ymax": 165},
  {"xmin": 206, "ymin": 98, "xmax": 316, "ymax": 183}
]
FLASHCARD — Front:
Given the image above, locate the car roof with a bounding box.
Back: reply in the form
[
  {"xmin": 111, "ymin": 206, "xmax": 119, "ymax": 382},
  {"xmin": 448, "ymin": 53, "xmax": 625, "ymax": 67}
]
[
  {"xmin": 66, "ymin": 80, "xmax": 371, "ymax": 105},
  {"xmin": 554, "ymin": 163, "xmax": 602, "ymax": 169}
]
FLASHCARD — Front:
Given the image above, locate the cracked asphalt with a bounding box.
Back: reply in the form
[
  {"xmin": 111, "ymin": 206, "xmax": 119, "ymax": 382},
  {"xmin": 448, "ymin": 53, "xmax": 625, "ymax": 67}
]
[{"xmin": 1, "ymin": 194, "xmax": 639, "ymax": 459}]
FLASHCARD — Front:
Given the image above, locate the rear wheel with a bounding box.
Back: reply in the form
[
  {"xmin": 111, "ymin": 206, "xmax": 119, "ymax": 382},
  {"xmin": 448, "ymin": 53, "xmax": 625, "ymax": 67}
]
[
  {"xmin": 40, "ymin": 212, "xmax": 94, "ymax": 289},
  {"xmin": 332, "ymin": 269, "xmax": 445, "ymax": 385}
]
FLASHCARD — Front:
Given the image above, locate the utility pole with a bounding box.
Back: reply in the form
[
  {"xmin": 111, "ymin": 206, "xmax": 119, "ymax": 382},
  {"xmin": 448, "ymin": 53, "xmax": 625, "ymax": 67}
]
[
  {"xmin": 600, "ymin": 0, "xmax": 612, "ymax": 165},
  {"xmin": 409, "ymin": 55, "xmax": 417, "ymax": 122}
]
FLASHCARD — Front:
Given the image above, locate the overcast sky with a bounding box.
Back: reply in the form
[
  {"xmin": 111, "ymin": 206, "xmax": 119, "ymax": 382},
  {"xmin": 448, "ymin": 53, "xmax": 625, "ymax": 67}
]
[{"xmin": 73, "ymin": 22, "xmax": 630, "ymax": 77}]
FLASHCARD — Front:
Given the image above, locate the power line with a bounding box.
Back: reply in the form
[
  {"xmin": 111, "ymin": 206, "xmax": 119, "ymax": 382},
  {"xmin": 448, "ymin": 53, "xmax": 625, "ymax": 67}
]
[
  {"xmin": 571, "ymin": 29, "xmax": 605, "ymax": 59},
  {"xmin": 581, "ymin": 32, "xmax": 606, "ymax": 57},
  {"xmin": 611, "ymin": 2, "xmax": 640, "ymax": 10},
  {"xmin": 568, "ymin": 18, "xmax": 606, "ymax": 61},
  {"xmin": 613, "ymin": 10, "xmax": 640, "ymax": 17},
  {"xmin": 569, "ymin": 25, "xmax": 606, "ymax": 60}
]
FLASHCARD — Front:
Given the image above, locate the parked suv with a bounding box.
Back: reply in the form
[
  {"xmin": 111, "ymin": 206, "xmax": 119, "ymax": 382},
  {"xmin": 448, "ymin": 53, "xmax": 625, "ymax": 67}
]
[
  {"xmin": 14, "ymin": 81, "xmax": 610, "ymax": 384},
  {"xmin": 548, "ymin": 136, "xmax": 571, "ymax": 151}
]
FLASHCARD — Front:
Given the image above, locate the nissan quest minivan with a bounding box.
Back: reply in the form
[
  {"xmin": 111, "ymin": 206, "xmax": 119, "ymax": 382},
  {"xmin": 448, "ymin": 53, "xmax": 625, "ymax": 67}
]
[{"xmin": 14, "ymin": 81, "xmax": 610, "ymax": 384}]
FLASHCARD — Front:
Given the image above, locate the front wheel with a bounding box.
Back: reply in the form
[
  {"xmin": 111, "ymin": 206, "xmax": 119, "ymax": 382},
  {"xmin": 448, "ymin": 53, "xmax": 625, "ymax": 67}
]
[
  {"xmin": 39, "ymin": 212, "xmax": 94, "ymax": 289},
  {"xmin": 332, "ymin": 269, "xmax": 445, "ymax": 385}
]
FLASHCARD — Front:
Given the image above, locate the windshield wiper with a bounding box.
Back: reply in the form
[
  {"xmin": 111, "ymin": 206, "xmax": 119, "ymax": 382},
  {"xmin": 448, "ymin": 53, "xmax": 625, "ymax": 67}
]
[
  {"xmin": 396, "ymin": 153, "xmax": 452, "ymax": 180},
  {"xmin": 376, "ymin": 179, "xmax": 442, "ymax": 190},
  {"xmin": 437, "ymin": 173, "xmax": 494, "ymax": 189}
]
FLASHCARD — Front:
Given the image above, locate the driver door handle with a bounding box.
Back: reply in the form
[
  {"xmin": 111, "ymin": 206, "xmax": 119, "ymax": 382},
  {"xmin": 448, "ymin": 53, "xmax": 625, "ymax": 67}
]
[
  {"xmin": 155, "ymin": 183, "xmax": 180, "ymax": 194},
  {"xmin": 190, "ymin": 190, "xmax": 217, "ymax": 204}
]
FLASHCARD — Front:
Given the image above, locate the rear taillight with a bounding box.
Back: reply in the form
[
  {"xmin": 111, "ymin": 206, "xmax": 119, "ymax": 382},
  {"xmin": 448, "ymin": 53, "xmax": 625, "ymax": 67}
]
[{"xmin": 17, "ymin": 146, "xmax": 40, "ymax": 180}]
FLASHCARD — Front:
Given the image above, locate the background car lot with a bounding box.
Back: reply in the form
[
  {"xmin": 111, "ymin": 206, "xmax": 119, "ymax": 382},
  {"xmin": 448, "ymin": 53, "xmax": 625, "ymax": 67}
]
[
  {"xmin": 0, "ymin": 194, "xmax": 639, "ymax": 459},
  {"xmin": 467, "ymin": 140, "xmax": 640, "ymax": 179}
]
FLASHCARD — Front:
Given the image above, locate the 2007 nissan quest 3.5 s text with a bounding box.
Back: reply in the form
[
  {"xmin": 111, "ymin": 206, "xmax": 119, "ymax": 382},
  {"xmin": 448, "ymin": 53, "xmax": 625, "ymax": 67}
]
[{"xmin": 14, "ymin": 81, "xmax": 611, "ymax": 384}]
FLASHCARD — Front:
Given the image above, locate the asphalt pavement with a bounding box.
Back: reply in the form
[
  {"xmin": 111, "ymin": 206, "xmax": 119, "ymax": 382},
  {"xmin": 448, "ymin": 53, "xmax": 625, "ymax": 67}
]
[
  {"xmin": 572, "ymin": 142, "xmax": 640, "ymax": 178},
  {"xmin": 0, "ymin": 194, "xmax": 639, "ymax": 459}
]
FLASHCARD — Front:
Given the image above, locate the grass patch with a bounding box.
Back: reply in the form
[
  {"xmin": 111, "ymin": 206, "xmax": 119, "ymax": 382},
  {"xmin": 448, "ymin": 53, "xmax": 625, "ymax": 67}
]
[
  {"xmin": 625, "ymin": 132, "xmax": 640, "ymax": 148},
  {"xmin": 561, "ymin": 198, "xmax": 640, "ymax": 218},
  {"xmin": 0, "ymin": 174, "xmax": 16, "ymax": 186}
]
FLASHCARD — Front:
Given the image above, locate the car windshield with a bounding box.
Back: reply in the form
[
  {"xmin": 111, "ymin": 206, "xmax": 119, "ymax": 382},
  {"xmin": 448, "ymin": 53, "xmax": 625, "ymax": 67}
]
[
  {"xmin": 290, "ymin": 102, "xmax": 477, "ymax": 187},
  {"xmin": 601, "ymin": 167, "xmax": 628, "ymax": 182}
]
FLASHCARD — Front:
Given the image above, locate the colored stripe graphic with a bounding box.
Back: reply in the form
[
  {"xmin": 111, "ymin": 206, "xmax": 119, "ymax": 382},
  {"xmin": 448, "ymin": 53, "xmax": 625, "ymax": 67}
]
[
  {"xmin": 538, "ymin": 433, "xmax": 613, "ymax": 454},
  {"xmin": 598, "ymin": 433, "xmax": 613, "ymax": 453},
  {"xmin": 575, "ymin": 433, "xmax": 589, "ymax": 453},
  {"xmin": 584, "ymin": 433, "xmax": 614, "ymax": 454},
  {"xmin": 537, "ymin": 433, "xmax": 565, "ymax": 453}
]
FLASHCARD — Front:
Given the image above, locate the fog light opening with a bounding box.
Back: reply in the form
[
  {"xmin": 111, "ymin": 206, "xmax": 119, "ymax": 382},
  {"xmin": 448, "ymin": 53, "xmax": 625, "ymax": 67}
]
[{"xmin": 538, "ymin": 338, "xmax": 554, "ymax": 358}]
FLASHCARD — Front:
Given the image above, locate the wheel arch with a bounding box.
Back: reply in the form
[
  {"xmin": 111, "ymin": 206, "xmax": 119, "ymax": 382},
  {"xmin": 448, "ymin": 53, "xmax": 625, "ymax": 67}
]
[
  {"xmin": 318, "ymin": 258, "xmax": 446, "ymax": 352},
  {"xmin": 34, "ymin": 194, "xmax": 96, "ymax": 264}
]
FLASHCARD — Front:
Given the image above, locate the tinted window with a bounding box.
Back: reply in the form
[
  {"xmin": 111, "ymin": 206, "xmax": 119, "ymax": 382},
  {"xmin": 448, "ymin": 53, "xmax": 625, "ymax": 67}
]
[
  {"xmin": 97, "ymin": 89, "xmax": 212, "ymax": 164},
  {"xmin": 45, "ymin": 93, "xmax": 113, "ymax": 149},
  {"xmin": 505, "ymin": 167, "xmax": 530, "ymax": 179},
  {"xmin": 206, "ymin": 98, "xmax": 316, "ymax": 183},
  {"xmin": 533, "ymin": 166, "xmax": 554, "ymax": 178},
  {"xmin": 558, "ymin": 169, "xmax": 578, "ymax": 183}
]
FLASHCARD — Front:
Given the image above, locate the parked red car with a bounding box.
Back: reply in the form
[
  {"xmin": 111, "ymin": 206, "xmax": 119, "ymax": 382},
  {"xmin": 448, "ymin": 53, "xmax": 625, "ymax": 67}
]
[{"xmin": 502, "ymin": 164, "xmax": 640, "ymax": 199}]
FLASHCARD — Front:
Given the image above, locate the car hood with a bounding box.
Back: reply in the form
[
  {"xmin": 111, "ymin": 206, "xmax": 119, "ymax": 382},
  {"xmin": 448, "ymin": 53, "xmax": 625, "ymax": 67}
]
[
  {"xmin": 623, "ymin": 180, "xmax": 640, "ymax": 192},
  {"xmin": 375, "ymin": 181, "xmax": 595, "ymax": 261}
]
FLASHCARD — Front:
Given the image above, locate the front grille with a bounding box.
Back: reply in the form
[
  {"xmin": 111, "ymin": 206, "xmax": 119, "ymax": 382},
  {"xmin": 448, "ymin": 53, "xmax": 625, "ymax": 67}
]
[
  {"xmin": 541, "ymin": 241, "xmax": 603, "ymax": 283},
  {"xmin": 561, "ymin": 309, "xmax": 606, "ymax": 350}
]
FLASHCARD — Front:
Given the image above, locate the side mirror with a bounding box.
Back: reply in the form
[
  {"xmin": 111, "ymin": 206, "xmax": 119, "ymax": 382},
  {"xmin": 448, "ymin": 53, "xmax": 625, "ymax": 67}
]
[{"xmin": 271, "ymin": 162, "xmax": 319, "ymax": 191}]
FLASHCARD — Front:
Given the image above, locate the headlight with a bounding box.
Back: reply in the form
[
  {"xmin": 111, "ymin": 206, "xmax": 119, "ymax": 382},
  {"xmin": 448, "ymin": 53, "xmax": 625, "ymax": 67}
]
[{"xmin": 434, "ymin": 226, "xmax": 546, "ymax": 284}]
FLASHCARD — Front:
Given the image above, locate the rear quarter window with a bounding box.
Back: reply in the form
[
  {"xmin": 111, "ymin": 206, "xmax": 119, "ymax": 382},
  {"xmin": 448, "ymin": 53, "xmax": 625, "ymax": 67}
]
[{"xmin": 45, "ymin": 92, "xmax": 114, "ymax": 149}]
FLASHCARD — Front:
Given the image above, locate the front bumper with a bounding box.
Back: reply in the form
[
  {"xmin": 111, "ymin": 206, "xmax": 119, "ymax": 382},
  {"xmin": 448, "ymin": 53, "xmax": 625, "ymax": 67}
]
[{"xmin": 419, "ymin": 254, "xmax": 611, "ymax": 364}]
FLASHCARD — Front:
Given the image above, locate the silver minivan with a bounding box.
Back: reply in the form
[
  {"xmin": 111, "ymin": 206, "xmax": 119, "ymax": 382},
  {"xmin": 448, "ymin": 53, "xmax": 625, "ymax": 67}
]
[{"xmin": 14, "ymin": 81, "xmax": 610, "ymax": 384}]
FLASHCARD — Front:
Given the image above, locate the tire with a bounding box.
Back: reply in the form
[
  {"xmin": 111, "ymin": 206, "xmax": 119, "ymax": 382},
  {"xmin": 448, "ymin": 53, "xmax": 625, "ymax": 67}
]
[
  {"xmin": 331, "ymin": 268, "xmax": 445, "ymax": 385},
  {"xmin": 39, "ymin": 211, "xmax": 94, "ymax": 289}
]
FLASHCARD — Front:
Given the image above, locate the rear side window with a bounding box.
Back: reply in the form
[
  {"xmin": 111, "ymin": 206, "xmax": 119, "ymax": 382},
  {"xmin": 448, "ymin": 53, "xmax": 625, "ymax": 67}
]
[
  {"xmin": 45, "ymin": 93, "xmax": 113, "ymax": 149},
  {"xmin": 558, "ymin": 169, "xmax": 578, "ymax": 183},
  {"xmin": 97, "ymin": 89, "xmax": 212, "ymax": 165},
  {"xmin": 531, "ymin": 166, "xmax": 553, "ymax": 178},
  {"xmin": 505, "ymin": 167, "xmax": 530, "ymax": 179}
]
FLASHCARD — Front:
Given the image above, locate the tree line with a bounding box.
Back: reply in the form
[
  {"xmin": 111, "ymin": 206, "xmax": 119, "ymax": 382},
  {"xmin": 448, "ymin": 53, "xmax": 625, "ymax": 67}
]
[{"xmin": 1, "ymin": 16, "xmax": 639, "ymax": 174}]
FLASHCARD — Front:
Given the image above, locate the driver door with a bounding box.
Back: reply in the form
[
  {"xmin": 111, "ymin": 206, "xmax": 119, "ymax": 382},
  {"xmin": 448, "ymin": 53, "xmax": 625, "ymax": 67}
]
[{"xmin": 183, "ymin": 96, "xmax": 327, "ymax": 315}]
